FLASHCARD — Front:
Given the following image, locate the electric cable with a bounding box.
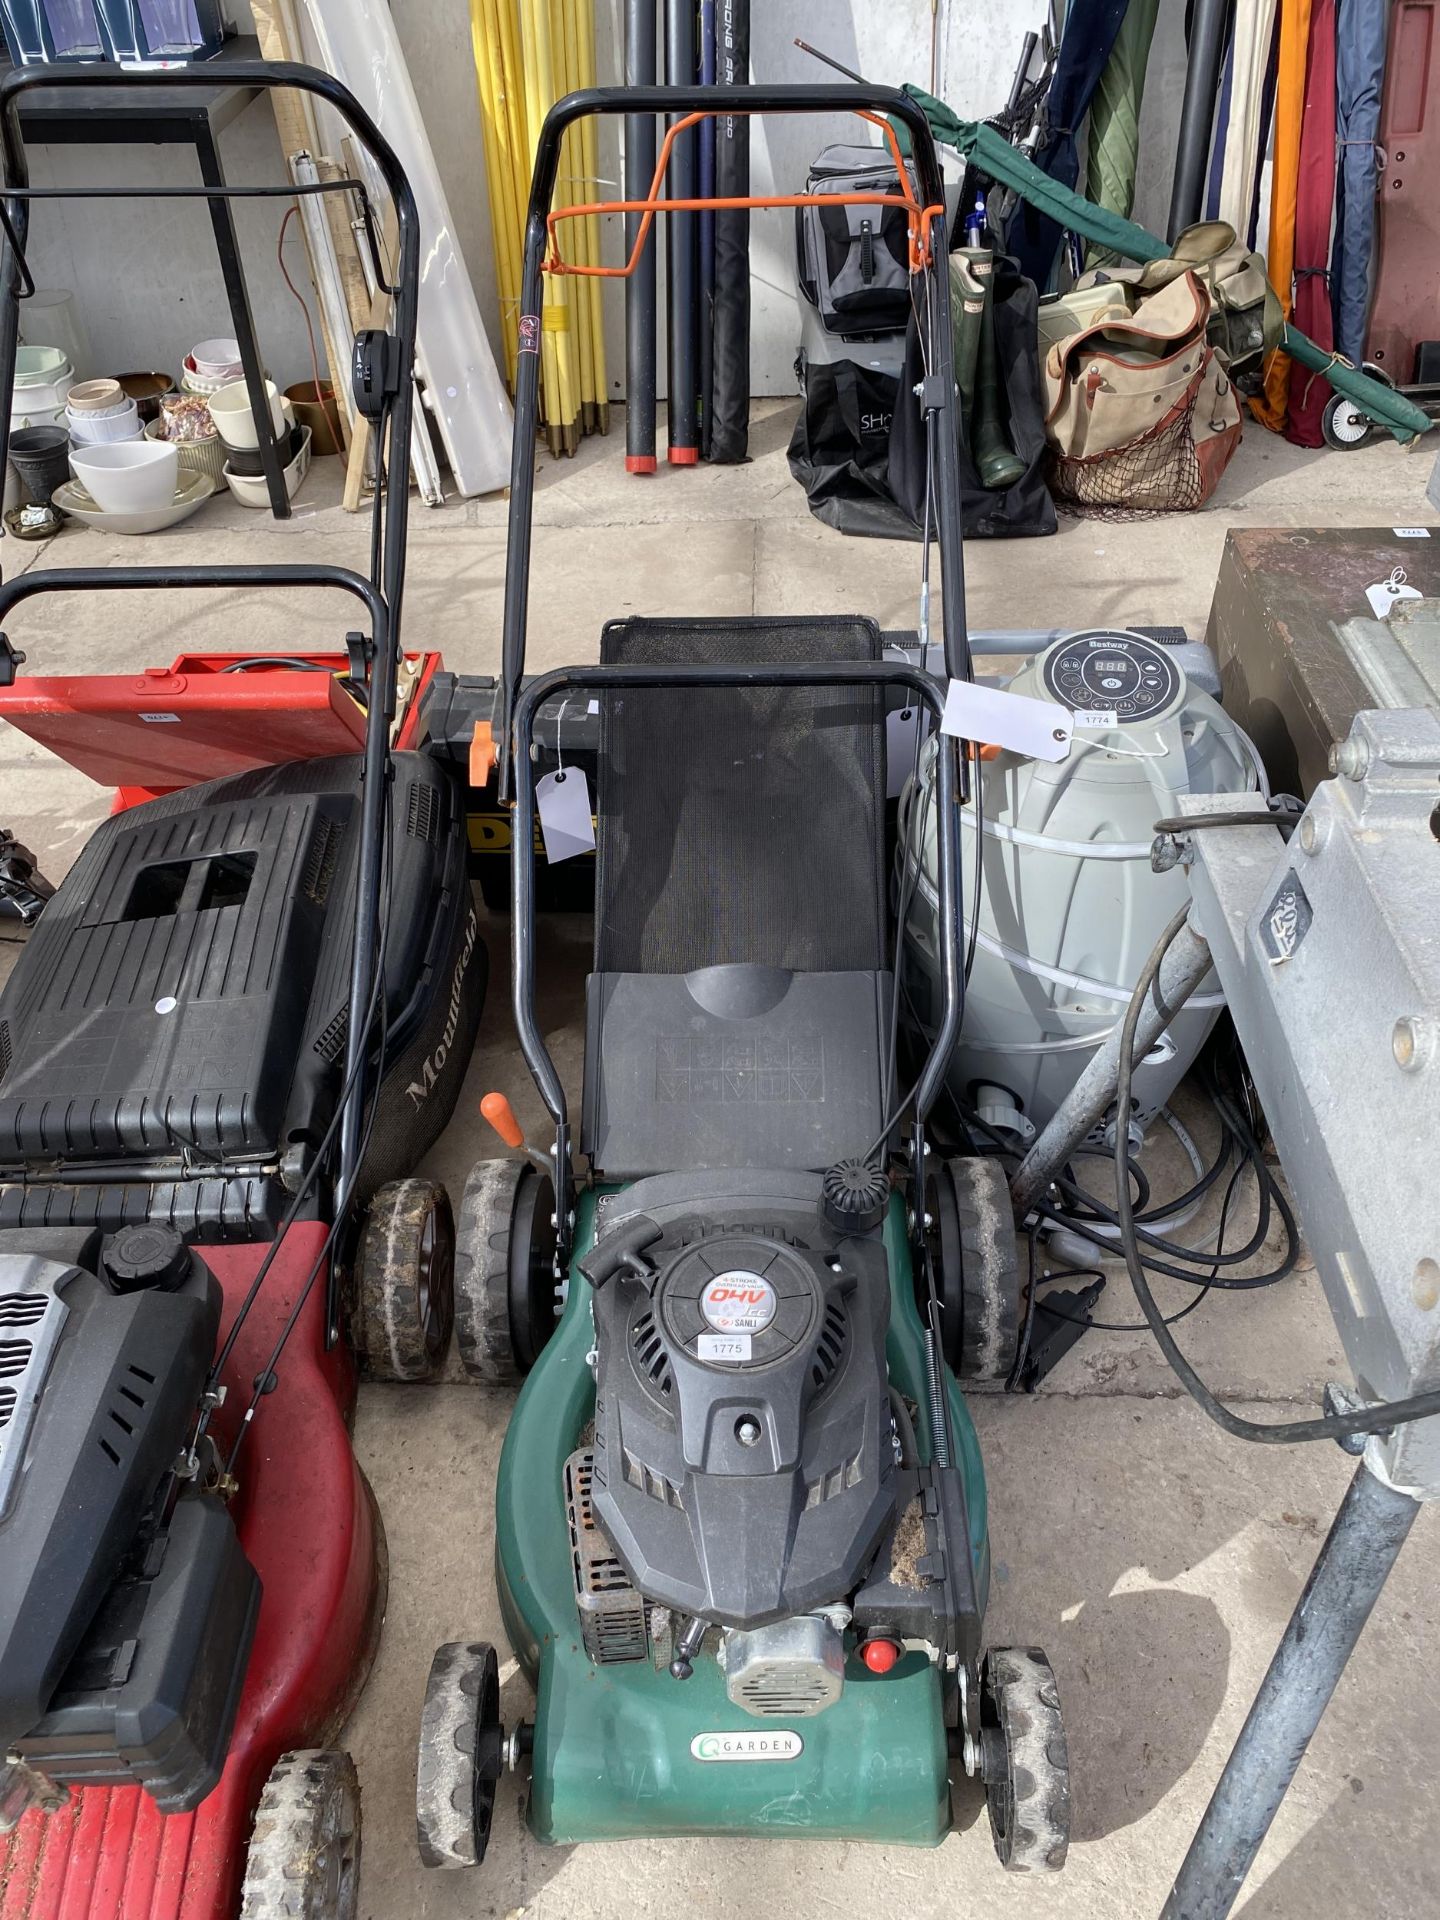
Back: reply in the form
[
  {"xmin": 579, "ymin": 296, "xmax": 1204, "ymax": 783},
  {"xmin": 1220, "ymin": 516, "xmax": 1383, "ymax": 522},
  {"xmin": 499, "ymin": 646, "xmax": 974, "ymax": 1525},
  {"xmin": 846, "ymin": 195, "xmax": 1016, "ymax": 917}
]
[{"xmin": 1115, "ymin": 905, "xmax": 1440, "ymax": 1444}]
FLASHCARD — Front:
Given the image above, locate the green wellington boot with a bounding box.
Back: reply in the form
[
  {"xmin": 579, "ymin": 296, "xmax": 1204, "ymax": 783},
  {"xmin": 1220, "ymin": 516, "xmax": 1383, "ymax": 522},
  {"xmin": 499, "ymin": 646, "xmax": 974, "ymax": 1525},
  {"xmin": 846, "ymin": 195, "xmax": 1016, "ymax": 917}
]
[
  {"xmin": 950, "ymin": 252, "xmax": 986, "ymax": 431},
  {"xmin": 960, "ymin": 248, "xmax": 1026, "ymax": 492}
]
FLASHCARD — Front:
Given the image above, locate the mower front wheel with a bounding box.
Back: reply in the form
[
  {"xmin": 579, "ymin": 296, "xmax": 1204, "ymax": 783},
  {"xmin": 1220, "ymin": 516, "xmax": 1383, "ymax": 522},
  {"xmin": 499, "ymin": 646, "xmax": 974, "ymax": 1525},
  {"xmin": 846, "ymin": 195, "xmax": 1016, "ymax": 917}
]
[
  {"xmin": 979, "ymin": 1647, "xmax": 1071, "ymax": 1873},
  {"xmin": 352, "ymin": 1178, "xmax": 456, "ymax": 1382},
  {"xmin": 454, "ymin": 1159, "xmax": 558, "ymax": 1384},
  {"xmin": 240, "ymin": 1748, "xmax": 362, "ymax": 1918},
  {"xmin": 416, "ymin": 1641, "xmax": 504, "ymax": 1869}
]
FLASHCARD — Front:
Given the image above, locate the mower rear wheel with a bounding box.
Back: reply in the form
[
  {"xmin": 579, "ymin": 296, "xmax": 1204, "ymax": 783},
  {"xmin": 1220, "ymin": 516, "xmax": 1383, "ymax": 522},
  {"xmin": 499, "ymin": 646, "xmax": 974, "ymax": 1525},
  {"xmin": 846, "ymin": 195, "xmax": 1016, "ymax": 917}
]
[
  {"xmin": 454, "ymin": 1159, "xmax": 558, "ymax": 1384},
  {"xmin": 240, "ymin": 1748, "xmax": 361, "ymax": 1918},
  {"xmin": 416, "ymin": 1641, "xmax": 504, "ymax": 1869},
  {"xmin": 930, "ymin": 1157, "xmax": 1021, "ymax": 1381},
  {"xmin": 353, "ymin": 1178, "xmax": 456, "ymax": 1382},
  {"xmin": 979, "ymin": 1647, "xmax": 1071, "ymax": 1873}
]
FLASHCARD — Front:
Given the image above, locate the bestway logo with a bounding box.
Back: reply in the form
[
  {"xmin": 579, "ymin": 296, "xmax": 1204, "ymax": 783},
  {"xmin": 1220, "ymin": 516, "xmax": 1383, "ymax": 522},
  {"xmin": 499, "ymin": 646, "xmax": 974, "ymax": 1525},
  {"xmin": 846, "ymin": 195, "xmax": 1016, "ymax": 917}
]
[{"xmin": 690, "ymin": 1730, "xmax": 804, "ymax": 1763}]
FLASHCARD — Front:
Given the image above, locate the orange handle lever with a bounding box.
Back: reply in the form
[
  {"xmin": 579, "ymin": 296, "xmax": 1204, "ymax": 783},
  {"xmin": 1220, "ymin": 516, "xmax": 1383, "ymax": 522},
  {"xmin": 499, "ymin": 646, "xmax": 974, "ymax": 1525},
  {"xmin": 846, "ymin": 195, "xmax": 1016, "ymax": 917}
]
[{"xmin": 480, "ymin": 1091, "xmax": 526, "ymax": 1150}]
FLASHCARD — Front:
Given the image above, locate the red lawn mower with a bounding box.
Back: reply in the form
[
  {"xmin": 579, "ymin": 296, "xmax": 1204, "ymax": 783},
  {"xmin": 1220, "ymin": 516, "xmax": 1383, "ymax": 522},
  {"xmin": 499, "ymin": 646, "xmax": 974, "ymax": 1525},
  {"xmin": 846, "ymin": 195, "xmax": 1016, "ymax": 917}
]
[{"xmin": 0, "ymin": 63, "xmax": 482, "ymax": 1919}]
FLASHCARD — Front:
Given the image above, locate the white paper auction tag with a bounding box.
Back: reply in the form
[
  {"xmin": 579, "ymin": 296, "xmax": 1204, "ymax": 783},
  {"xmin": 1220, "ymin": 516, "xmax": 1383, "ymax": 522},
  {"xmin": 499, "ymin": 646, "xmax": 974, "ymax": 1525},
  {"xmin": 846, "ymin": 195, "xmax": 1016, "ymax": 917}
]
[
  {"xmin": 1393, "ymin": 527, "xmax": 1431, "ymax": 538},
  {"xmin": 1073, "ymin": 710, "xmax": 1118, "ymax": 729},
  {"xmin": 940, "ymin": 678, "xmax": 1072, "ymax": 761},
  {"xmin": 1365, "ymin": 567, "xmax": 1423, "ymax": 619},
  {"xmin": 536, "ymin": 767, "xmax": 595, "ymax": 863}
]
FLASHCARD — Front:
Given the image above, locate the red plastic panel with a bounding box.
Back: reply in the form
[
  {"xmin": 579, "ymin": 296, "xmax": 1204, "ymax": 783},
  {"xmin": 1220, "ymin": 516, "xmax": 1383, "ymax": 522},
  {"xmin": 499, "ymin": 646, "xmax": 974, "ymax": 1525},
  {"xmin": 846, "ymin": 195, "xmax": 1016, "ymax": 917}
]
[
  {"xmin": 0, "ymin": 651, "xmax": 439, "ymax": 791},
  {"xmin": 0, "ymin": 1225, "xmax": 382, "ymax": 1920}
]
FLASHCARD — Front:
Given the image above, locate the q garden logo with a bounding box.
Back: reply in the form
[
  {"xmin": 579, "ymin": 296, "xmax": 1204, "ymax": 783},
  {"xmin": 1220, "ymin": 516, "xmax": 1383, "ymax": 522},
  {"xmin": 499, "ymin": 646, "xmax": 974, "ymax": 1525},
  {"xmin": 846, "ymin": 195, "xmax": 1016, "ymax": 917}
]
[{"xmin": 690, "ymin": 1730, "xmax": 804, "ymax": 1763}]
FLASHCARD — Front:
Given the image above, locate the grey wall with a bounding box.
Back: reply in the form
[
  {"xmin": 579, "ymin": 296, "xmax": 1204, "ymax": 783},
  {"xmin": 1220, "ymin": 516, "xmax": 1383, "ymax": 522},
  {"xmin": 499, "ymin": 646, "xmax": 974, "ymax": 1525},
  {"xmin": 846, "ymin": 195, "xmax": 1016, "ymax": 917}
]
[{"xmin": 16, "ymin": 0, "xmax": 1192, "ymax": 398}]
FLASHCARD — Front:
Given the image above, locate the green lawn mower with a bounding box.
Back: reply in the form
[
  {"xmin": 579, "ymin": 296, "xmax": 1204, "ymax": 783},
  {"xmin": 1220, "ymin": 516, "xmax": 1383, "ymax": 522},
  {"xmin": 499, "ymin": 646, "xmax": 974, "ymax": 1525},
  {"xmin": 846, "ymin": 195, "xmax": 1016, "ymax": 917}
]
[{"xmin": 415, "ymin": 81, "xmax": 1070, "ymax": 1876}]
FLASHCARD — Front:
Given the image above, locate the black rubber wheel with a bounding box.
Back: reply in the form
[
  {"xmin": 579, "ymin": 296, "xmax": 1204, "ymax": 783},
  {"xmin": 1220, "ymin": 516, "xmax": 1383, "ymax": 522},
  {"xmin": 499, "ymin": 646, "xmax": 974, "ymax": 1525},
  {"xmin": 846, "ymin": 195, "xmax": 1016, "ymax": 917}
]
[
  {"xmin": 240, "ymin": 1749, "xmax": 361, "ymax": 1918},
  {"xmin": 929, "ymin": 1157, "xmax": 1021, "ymax": 1381},
  {"xmin": 416, "ymin": 1641, "xmax": 504, "ymax": 1870},
  {"xmin": 454, "ymin": 1159, "xmax": 558, "ymax": 1384},
  {"xmin": 979, "ymin": 1647, "xmax": 1071, "ymax": 1873},
  {"xmin": 352, "ymin": 1178, "xmax": 455, "ymax": 1382}
]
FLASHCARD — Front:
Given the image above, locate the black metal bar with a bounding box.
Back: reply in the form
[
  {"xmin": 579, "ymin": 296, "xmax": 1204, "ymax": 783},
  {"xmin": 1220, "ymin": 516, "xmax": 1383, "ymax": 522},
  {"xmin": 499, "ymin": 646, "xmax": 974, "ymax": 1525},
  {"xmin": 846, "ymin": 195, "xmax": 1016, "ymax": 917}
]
[
  {"xmin": 0, "ymin": 60, "xmax": 421, "ymax": 1218},
  {"xmin": 1162, "ymin": 1459, "xmax": 1422, "ymax": 1920},
  {"xmin": 920, "ymin": 210, "xmax": 973, "ymax": 685},
  {"xmin": 195, "ymin": 120, "xmax": 289, "ymax": 520},
  {"xmin": 499, "ymin": 82, "xmax": 959, "ymax": 796},
  {"xmin": 698, "ymin": 0, "xmax": 716, "ymax": 461},
  {"xmin": 663, "ymin": 4, "xmax": 699, "ymax": 464},
  {"xmin": 510, "ymin": 660, "xmax": 958, "ymax": 1140},
  {"xmin": 623, "ymin": 0, "xmax": 657, "ymax": 473},
  {"xmin": 1168, "ymin": 0, "xmax": 1229, "ymax": 239},
  {"xmin": 0, "ymin": 562, "xmax": 387, "ymax": 632}
]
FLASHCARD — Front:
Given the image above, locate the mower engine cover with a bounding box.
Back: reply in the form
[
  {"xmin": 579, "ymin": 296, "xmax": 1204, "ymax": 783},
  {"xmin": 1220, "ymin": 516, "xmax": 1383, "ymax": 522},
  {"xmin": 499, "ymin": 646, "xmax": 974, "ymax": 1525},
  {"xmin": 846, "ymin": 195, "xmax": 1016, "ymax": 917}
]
[
  {"xmin": 586, "ymin": 1176, "xmax": 894, "ymax": 1627},
  {"xmin": 0, "ymin": 1224, "xmax": 259, "ymax": 1812},
  {"xmin": 0, "ymin": 751, "xmax": 483, "ymax": 1235}
]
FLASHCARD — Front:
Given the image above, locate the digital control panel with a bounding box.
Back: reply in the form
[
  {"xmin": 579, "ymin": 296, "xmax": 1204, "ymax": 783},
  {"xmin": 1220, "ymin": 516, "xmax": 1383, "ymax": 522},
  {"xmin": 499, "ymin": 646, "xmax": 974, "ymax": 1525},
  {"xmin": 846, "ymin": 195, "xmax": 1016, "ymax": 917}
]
[{"xmin": 1042, "ymin": 630, "xmax": 1182, "ymax": 723}]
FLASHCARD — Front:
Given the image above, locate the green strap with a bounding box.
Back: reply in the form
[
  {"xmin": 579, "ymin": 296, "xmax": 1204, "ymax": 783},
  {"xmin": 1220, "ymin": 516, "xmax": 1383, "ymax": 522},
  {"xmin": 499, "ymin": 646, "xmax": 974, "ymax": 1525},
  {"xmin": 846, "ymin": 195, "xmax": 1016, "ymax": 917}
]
[{"xmin": 897, "ymin": 89, "xmax": 1431, "ymax": 446}]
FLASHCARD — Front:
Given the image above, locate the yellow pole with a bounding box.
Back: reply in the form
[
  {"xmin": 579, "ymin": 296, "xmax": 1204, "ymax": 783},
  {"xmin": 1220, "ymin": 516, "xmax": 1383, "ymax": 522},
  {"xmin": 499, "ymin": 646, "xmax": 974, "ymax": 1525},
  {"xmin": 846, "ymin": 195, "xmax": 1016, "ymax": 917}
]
[{"xmin": 472, "ymin": 0, "xmax": 520, "ymax": 389}]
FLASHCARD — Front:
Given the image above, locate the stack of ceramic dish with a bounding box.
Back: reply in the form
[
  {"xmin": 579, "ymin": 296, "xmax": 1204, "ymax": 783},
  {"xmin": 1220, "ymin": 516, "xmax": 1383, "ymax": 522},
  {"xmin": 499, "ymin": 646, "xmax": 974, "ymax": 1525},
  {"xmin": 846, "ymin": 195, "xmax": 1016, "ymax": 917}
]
[
  {"xmin": 11, "ymin": 345, "xmax": 74, "ymax": 431},
  {"xmin": 58, "ymin": 439, "xmax": 214, "ymax": 535},
  {"xmin": 222, "ymin": 423, "xmax": 313, "ymax": 507},
  {"xmin": 180, "ymin": 336, "xmax": 245, "ymax": 395},
  {"xmin": 66, "ymin": 378, "xmax": 143, "ymax": 447}
]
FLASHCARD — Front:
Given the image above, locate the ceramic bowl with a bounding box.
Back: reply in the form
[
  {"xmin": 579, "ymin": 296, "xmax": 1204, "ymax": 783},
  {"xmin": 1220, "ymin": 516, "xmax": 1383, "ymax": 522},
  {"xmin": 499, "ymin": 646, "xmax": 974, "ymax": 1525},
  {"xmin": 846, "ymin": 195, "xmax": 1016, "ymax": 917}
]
[
  {"xmin": 189, "ymin": 336, "xmax": 243, "ymax": 378},
  {"xmin": 208, "ymin": 377, "xmax": 289, "ymax": 449},
  {"xmin": 222, "ymin": 424, "xmax": 312, "ymax": 507},
  {"xmin": 66, "ymin": 396, "xmax": 143, "ymax": 446},
  {"xmin": 70, "ymin": 438, "xmax": 179, "ymax": 512},
  {"xmin": 65, "ymin": 378, "xmax": 124, "ymax": 413},
  {"xmin": 223, "ymin": 423, "xmax": 307, "ymax": 476},
  {"xmin": 113, "ymin": 371, "xmax": 178, "ymax": 424},
  {"xmin": 52, "ymin": 470, "xmax": 215, "ymax": 535}
]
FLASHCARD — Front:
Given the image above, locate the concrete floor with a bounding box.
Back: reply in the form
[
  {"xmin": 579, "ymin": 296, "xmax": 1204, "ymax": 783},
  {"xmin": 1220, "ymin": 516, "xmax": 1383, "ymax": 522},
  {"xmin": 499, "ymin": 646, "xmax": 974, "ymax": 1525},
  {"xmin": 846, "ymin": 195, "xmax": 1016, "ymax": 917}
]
[{"xmin": 2, "ymin": 408, "xmax": 1437, "ymax": 1918}]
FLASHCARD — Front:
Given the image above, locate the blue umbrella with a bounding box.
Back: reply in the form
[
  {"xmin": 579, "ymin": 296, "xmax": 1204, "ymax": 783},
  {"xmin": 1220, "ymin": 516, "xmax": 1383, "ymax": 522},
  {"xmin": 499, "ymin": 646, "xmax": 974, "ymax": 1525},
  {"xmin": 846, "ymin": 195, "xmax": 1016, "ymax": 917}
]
[
  {"xmin": 1009, "ymin": 0, "xmax": 1132, "ymax": 291},
  {"xmin": 1332, "ymin": 0, "xmax": 1387, "ymax": 365}
]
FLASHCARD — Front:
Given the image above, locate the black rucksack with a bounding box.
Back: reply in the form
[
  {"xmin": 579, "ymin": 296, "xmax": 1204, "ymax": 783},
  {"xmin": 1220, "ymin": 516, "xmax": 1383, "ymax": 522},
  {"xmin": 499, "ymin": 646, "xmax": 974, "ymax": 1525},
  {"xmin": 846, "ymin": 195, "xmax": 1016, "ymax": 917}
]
[{"xmin": 796, "ymin": 144, "xmax": 915, "ymax": 338}]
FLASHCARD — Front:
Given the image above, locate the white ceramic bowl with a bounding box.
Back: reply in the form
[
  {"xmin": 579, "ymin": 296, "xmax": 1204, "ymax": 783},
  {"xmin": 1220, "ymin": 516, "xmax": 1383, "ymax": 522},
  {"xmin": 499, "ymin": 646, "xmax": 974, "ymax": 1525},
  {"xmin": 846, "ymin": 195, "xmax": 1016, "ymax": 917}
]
[
  {"xmin": 190, "ymin": 336, "xmax": 242, "ymax": 376},
  {"xmin": 53, "ymin": 471, "xmax": 215, "ymax": 536},
  {"xmin": 222, "ymin": 424, "xmax": 312, "ymax": 507},
  {"xmin": 208, "ymin": 377, "xmax": 289, "ymax": 449},
  {"xmin": 65, "ymin": 378, "xmax": 124, "ymax": 413},
  {"xmin": 67, "ymin": 397, "xmax": 142, "ymax": 446},
  {"xmin": 70, "ymin": 438, "xmax": 179, "ymax": 512},
  {"xmin": 17, "ymin": 344, "xmax": 69, "ymax": 378}
]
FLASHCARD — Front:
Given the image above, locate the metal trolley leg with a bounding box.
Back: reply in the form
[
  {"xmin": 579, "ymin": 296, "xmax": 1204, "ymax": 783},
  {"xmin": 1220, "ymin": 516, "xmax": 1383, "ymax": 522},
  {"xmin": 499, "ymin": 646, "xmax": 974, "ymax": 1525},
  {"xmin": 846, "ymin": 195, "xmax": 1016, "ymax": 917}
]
[
  {"xmin": 196, "ymin": 120, "xmax": 290, "ymax": 520},
  {"xmin": 1162, "ymin": 1458, "xmax": 1422, "ymax": 1920}
]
